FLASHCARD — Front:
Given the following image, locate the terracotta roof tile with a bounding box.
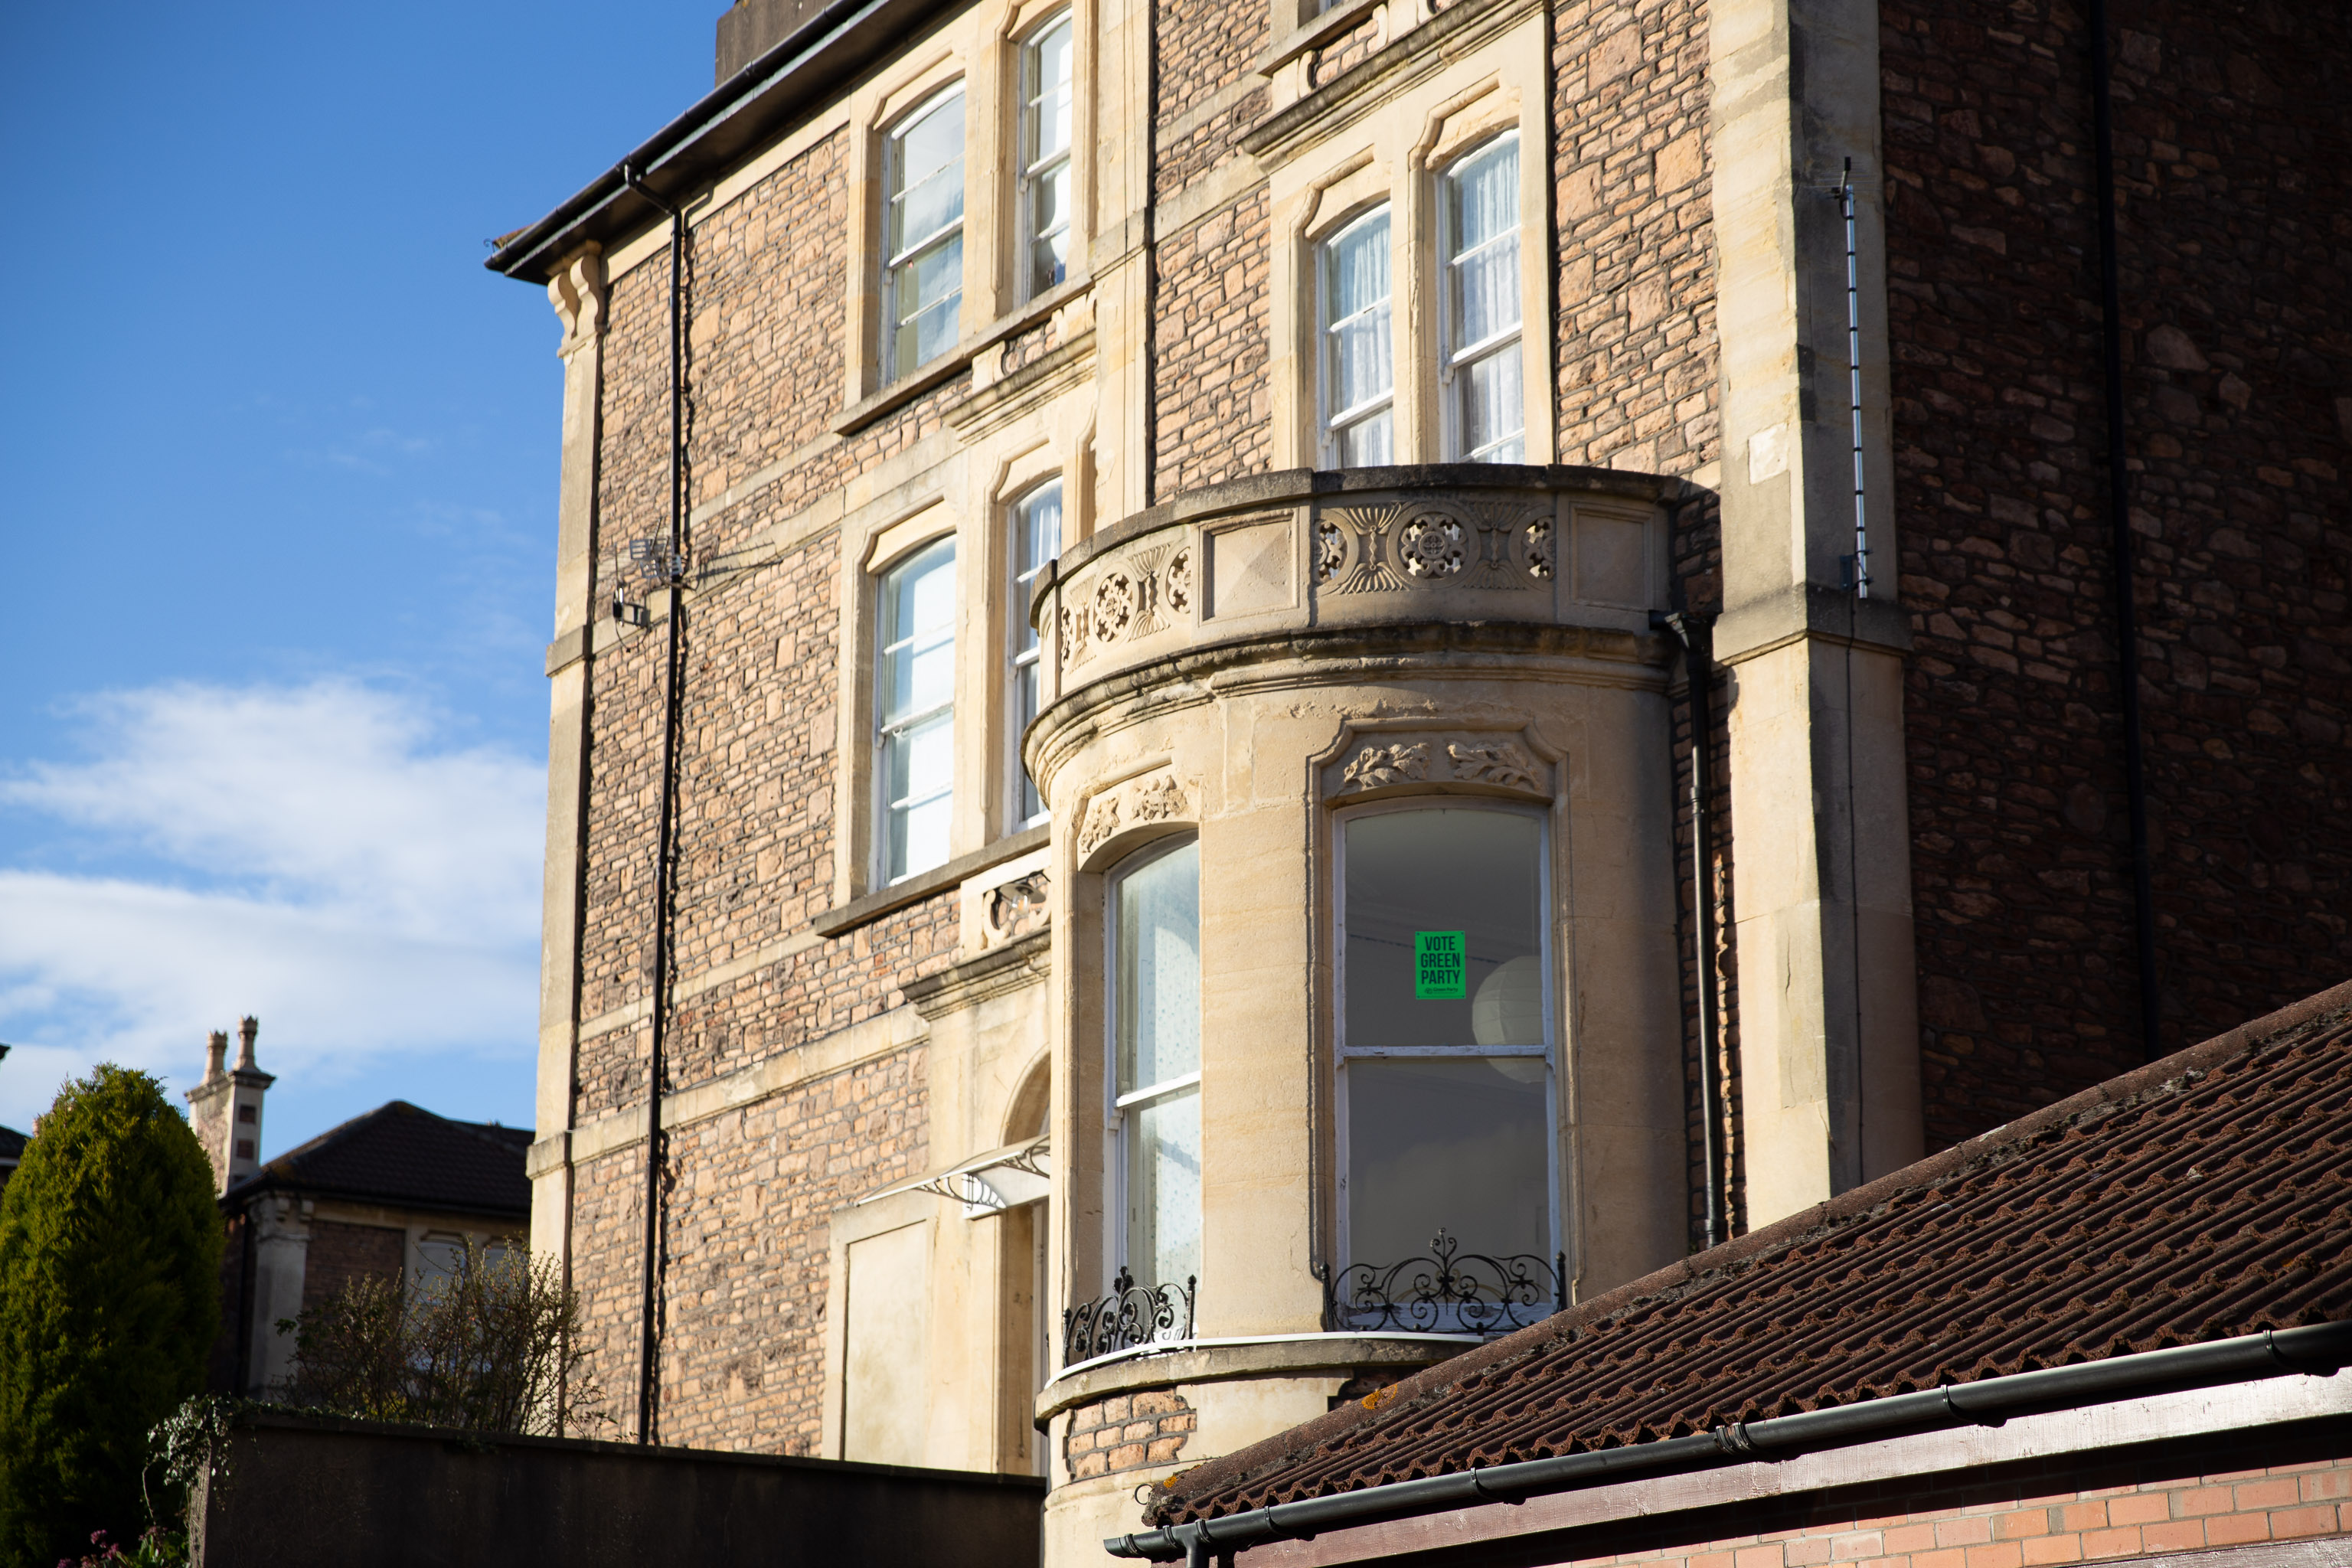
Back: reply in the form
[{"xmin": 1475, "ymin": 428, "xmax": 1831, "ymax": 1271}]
[{"xmin": 1149, "ymin": 979, "xmax": 2352, "ymax": 1526}]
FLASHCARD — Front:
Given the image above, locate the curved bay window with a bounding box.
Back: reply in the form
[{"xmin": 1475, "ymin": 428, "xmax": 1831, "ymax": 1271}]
[
  {"xmin": 1109, "ymin": 838, "xmax": 1202, "ymax": 1295},
  {"xmin": 1335, "ymin": 805, "xmax": 1553, "ymax": 1325}
]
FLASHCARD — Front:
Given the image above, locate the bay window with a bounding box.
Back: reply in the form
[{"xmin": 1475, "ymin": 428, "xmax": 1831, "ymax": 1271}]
[
  {"xmin": 883, "ymin": 88, "xmax": 966, "ymax": 381},
  {"xmin": 1006, "ymin": 479, "xmax": 1061, "ymax": 827},
  {"xmin": 876, "ymin": 539, "xmax": 956, "ymax": 883},
  {"xmin": 1110, "ymin": 838, "xmax": 1202, "ymax": 1293},
  {"xmin": 1018, "ymin": 16, "xmax": 1074, "ymax": 299},
  {"xmin": 1319, "ymin": 206, "xmax": 1394, "ymax": 467},
  {"xmin": 1337, "ymin": 805, "xmax": 1551, "ymax": 1272},
  {"xmin": 1441, "ymin": 135, "xmax": 1524, "ymax": 462}
]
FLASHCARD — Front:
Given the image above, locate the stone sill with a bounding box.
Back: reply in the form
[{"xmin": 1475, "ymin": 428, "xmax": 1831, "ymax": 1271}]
[
  {"xmin": 1253, "ymin": 0, "xmax": 1384, "ymax": 77},
  {"xmin": 1036, "ymin": 1332, "xmax": 1481, "ymax": 1424},
  {"xmin": 832, "ymin": 277, "xmax": 1090, "ymax": 438},
  {"xmin": 811, "ymin": 825, "xmax": 1050, "ymax": 937}
]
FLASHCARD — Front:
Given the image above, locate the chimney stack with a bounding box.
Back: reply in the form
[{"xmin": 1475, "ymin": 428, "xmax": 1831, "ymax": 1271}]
[{"xmin": 185, "ymin": 1018, "xmax": 275, "ymax": 1194}]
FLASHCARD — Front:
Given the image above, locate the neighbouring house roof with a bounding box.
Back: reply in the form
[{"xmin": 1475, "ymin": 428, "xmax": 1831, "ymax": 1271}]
[
  {"xmin": 0, "ymin": 1124, "xmax": 23, "ymax": 1170},
  {"xmin": 1150, "ymin": 978, "xmax": 2352, "ymax": 1527},
  {"xmin": 225, "ymin": 1101, "xmax": 532, "ymax": 1223}
]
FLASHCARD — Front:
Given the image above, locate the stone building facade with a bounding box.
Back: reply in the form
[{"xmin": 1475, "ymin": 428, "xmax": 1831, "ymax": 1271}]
[{"xmin": 485, "ymin": 0, "xmax": 2347, "ymax": 1560}]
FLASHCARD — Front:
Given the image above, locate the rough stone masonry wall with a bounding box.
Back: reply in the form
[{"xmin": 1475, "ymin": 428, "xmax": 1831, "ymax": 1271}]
[
  {"xmin": 1152, "ymin": 0, "xmax": 1273, "ymax": 501},
  {"xmin": 1518, "ymin": 1431, "xmax": 2352, "ymax": 1568},
  {"xmin": 1552, "ymin": 0, "xmax": 1730, "ymax": 1242},
  {"xmin": 299, "ymin": 1220, "xmax": 407, "ymax": 1315},
  {"xmin": 1881, "ymin": 0, "xmax": 2352, "ymax": 1154},
  {"xmin": 565, "ymin": 126, "xmax": 971, "ymax": 1449}
]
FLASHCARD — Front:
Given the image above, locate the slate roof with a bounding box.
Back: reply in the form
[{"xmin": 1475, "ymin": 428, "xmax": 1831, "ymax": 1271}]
[
  {"xmin": 1152, "ymin": 978, "xmax": 2352, "ymax": 1527},
  {"xmin": 227, "ymin": 1100, "xmax": 532, "ymax": 1220}
]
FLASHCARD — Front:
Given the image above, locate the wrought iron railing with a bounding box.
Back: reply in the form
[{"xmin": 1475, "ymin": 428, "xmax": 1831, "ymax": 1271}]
[
  {"xmin": 1062, "ymin": 1268, "xmax": 1197, "ymax": 1367},
  {"xmin": 1320, "ymin": 1230, "xmax": 1566, "ymax": 1336}
]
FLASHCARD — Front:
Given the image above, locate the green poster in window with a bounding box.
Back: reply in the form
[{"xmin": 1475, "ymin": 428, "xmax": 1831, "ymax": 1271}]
[{"xmin": 1414, "ymin": 931, "xmax": 1467, "ymax": 999}]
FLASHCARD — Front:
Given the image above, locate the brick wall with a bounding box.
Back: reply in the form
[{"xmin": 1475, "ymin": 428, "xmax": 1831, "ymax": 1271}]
[
  {"xmin": 300, "ymin": 1220, "xmax": 407, "ymax": 1315},
  {"xmin": 1881, "ymin": 0, "xmax": 2352, "ymax": 1152},
  {"xmin": 1535, "ymin": 1439, "xmax": 2352, "ymax": 1568},
  {"xmin": 1063, "ymin": 1390, "xmax": 1197, "ymax": 1480}
]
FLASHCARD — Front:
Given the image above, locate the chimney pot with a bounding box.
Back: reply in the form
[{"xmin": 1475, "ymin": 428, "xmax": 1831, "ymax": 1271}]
[
  {"xmin": 206, "ymin": 1030, "xmax": 228, "ymax": 1081},
  {"xmin": 236, "ymin": 1016, "xmax": 259, "ymax": 1070}
]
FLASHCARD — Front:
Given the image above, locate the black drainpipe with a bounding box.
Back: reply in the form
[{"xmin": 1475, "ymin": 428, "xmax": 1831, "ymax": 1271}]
[
  {"xmin": 2087, "ymin": 0, "xmax": 2161, "ymax": 1058},
  {"xmin": 620, "ymin": 162, "xmax": 690, "ymax": 1446},
  {"xmin": 1655, "ymin": 607, "xmax": 1723, "ymax": 1250}
]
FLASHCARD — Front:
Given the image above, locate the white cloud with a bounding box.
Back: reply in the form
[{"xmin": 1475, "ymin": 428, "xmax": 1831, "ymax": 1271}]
[{"xmin": 0, "ymin": 681, "xmax": 543, "ymax": 1132}]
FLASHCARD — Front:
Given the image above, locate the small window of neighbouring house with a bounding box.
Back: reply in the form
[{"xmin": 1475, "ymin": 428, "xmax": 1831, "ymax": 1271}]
[
  {"xmin": 884, "ymin": 88, "xmax": 967, "ymax": 381},
  {"xmin": 877, "ymin": 538, "xmax": 958, "ymax": 882}
]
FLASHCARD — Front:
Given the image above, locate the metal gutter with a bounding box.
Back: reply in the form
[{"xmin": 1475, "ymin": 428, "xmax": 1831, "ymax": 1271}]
[
  {"xmin": 483, "ymin": 0, "xmax": 956, "ymax": 286},
  {"xmin": 1105, "ymin": 1320, "xmax": 2352, "ymax": 1566}
]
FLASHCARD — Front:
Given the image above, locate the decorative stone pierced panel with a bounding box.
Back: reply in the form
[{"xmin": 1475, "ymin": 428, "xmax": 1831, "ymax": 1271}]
[
  {"xmin": 982, "ymin": 871, "xmax": 1052, "ymax": 949},
  {"xmin": 1321, "ymin": 498, "xmax": 1553, "ymax": 596},
  {"xmin": 1076, "ymin": 770, "xmax": 1194, "ymax": 864},
  {"xmin": 1323, "ymin": 730, "xmax": 1553, "ymax": 802}
]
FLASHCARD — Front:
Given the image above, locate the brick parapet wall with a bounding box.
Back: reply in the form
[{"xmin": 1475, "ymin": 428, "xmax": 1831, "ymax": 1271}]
[
  {"xmin": 1064, "ymin": 1390, "xmax": 1197, "ymax": 1480},
  {"xmin": 1524, "ymin": 1436, "xmax": 2352, "ymax": 1568},
  {"xmin": 1880, "ymin": 0, "xmax": 2352, "ymax": 1152}
]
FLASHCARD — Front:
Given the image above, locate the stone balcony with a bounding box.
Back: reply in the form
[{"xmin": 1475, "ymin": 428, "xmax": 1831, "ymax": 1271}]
[{"xmin": 1029, "ymin": 465, "xmax": 1689, "ymax": 715}]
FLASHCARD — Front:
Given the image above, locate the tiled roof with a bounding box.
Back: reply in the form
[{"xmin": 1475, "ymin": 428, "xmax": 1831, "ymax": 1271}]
[
  {"xmin": 0, "ymin": 1125, "xmax": 24, "ymax": 1164},
  {"xmin": 228, "ymin": 1100, "xmax": 532, "ymax": 1220},
  {"xmin": 1152, "ymin": 979, "xmax": 2352, "ymax": 1527}
]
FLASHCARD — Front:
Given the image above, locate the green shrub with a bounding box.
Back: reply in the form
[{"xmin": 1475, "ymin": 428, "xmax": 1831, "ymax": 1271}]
[{"xmin": 0, "ymin": 1067, "xmax": 222, "ymax": 1568}]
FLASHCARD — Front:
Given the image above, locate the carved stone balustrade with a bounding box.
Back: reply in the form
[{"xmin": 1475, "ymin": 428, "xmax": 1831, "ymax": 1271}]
[{"xmin": 1029, "ymin": 465, "xmax": 1684, "ymax": 714}]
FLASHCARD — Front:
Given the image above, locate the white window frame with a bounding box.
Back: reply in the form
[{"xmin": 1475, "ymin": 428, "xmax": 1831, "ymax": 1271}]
[
  {"xmin": 1317, "ymin": 204, "xmax": 1396, "ymax": 469},
  {"xmin": 1006, "ymin": 477, "xmax": 1062, "ymax": 829},
  {"xmin": 1104, "ymin": 835, "xmax": 1203, "ymax": 1294},
  {"xmin": 1439, "ymin": 132, "xmax": 1527, "ymax": 463},
  {"xmin": 1017, "ymin": 13, "xmax": 1075, "ymax": 302},
  {"xmin": 874, "ymin": 537, "xmax": 958, "ymax": 885},
  {"xmin": 881, "ymin": 86, "xmax": 968, "ymax": 383},
  {"xmin": 1331, "ymin": 799, "xmax": 1557, "ymax": 1272}
]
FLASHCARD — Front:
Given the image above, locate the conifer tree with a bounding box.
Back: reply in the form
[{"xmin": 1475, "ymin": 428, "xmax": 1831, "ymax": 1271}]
[{"xmin": 0, "ymin": 1066, "xmax": 223, "ymax": 1568}]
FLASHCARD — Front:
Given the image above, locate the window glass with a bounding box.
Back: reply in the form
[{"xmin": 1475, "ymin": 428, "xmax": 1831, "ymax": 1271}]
[
  {"xmin": 885, "ymin": 90, "xmax": 967, "ymax": 379},
  {"xmin": 877, "ymin": 539, "xmax": 957, "ymax": 881},
  {"xmin": 1321, "ymin": 207, "xmax": 1393, "ymax": 467},
  {"xmin": 1443, "ymin": 136, "xmax": 1525, "ymax": 462},
  {"xmin": 1339, "ymin": 807, "xmax": 1550, "ymax": 1269},
  {"xmin": 1020, "ymin": 17, "xmax": 1074, "ymax": 299},
  {"xmin": 1008, "ymin": 479, "xmax": 1062, "ymax": 825},
  {"xmin": 1113, "ymin": 838, "xmax": 1201, "ymax": 1292}
]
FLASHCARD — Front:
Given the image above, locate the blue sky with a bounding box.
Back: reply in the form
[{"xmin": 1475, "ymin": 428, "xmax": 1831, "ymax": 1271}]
[{"xmin": 0, "ymin": 2, "xmax": 713, "ymax": 1151}]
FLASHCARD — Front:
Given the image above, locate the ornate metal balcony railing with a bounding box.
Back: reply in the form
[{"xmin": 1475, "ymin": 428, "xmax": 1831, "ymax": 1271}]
[
  {"xmin": 1063, "ymin": 1268, "xmax": 1196, "ymax": 1367},
  {"xmin": 1321, "ymin": 1230, "xmax": 1566, "ymax": 1337}
]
